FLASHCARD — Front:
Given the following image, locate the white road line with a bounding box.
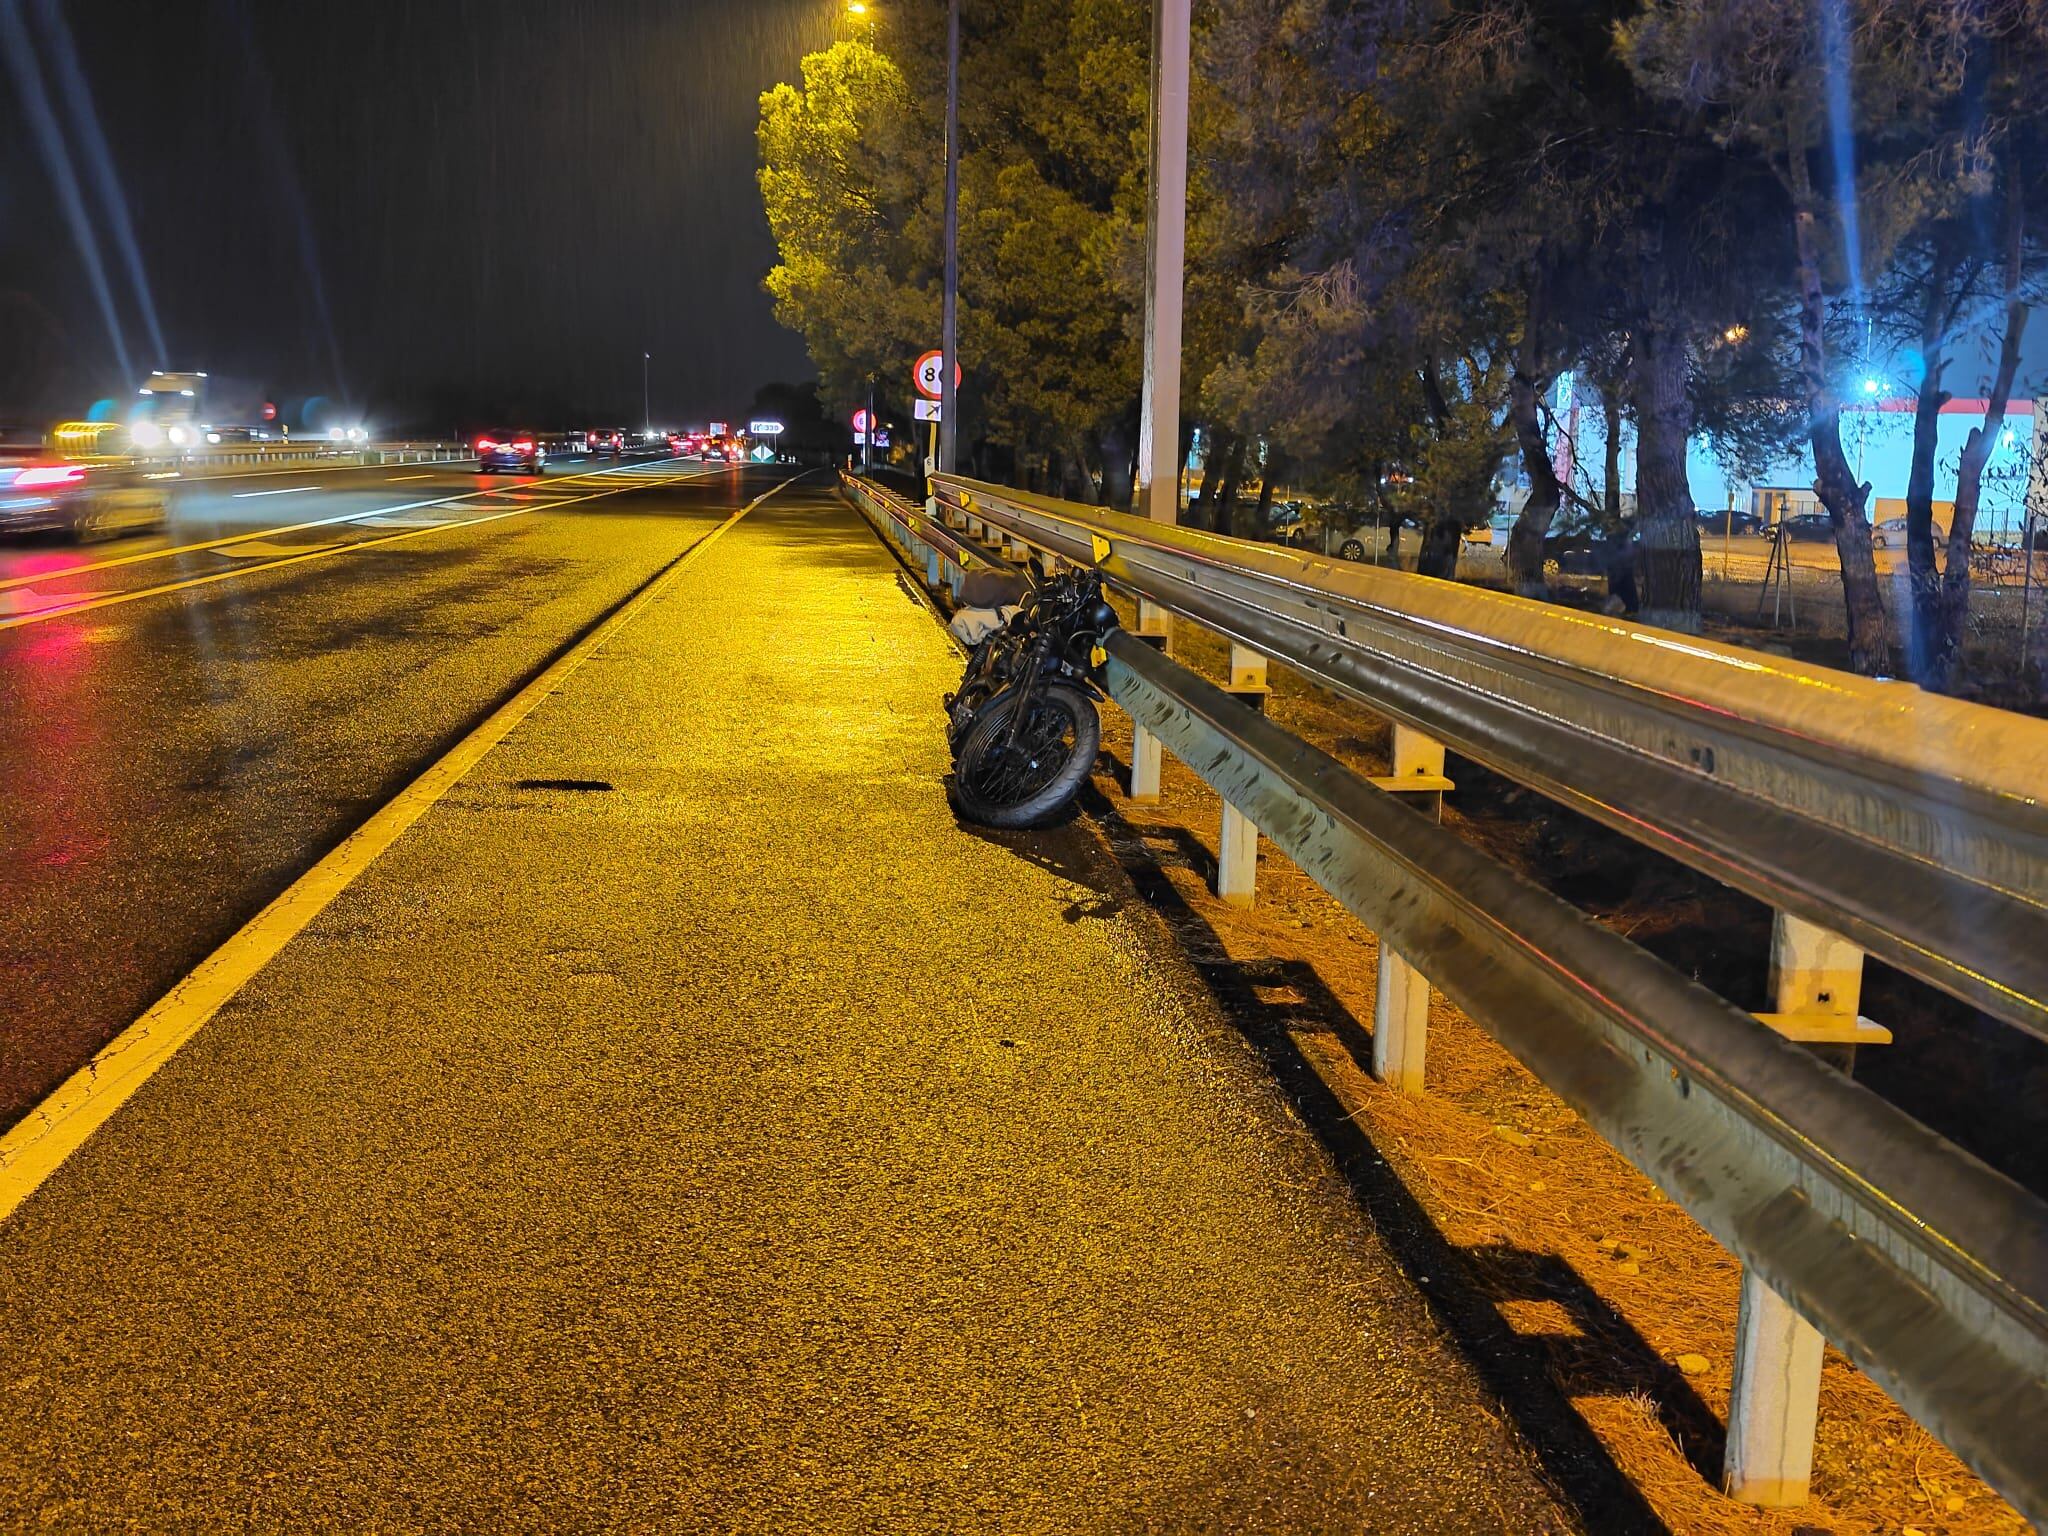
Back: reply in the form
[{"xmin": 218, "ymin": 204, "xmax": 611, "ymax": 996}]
[
  {"xmin": 231, "ymin": 485, "xmax": 319, "ymax": 499},
  {"xmin": 0, "ymin": 470, "xmax": 811, "ymax": 1223}
]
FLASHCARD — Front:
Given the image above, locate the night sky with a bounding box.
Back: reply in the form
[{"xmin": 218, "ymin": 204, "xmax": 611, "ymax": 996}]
[{"xmin": 0, "ymin": 0, "xmax": 836, "ymax": 431}]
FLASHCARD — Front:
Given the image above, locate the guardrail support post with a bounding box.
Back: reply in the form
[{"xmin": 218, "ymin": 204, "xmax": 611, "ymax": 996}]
[
  {"xmin": 1127, "ymin": 599, "xmax": 1173, "ymax": 802},
  {"xmin": 1370, "ymin": 724, "xmax": 1448, "ymax": 1095},
  {"xmin": 1724, "ymin": 911, "xmax": 1865, "ymax": 1509},
  {"xmin": 1215, "ymin": 643, "xmax": 1269, "ymax": 906},
  {"xmin": 1372, "ymin": 950, "xmax": 1430, "ymax": 1094}
]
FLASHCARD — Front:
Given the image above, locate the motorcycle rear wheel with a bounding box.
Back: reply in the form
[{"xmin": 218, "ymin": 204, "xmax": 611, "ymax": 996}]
[{"xmin": 951, "ymin": 683, "xmax": 1100, "ymax": 829}]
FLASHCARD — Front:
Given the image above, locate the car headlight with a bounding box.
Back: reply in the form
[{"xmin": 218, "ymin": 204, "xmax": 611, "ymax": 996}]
[
  {"xmin": 131, "ymin": 422, "xmax": 164, "ymax": 449},
  {"xmin": 327, "ymin": 427, "xmax": 346, "ymax": 442},
  {"xmin": 348, "ymin": 427, "xmax": 368, "ymax": 443},
  {"xmin": 167, "ymin": 424, "xmax": 193, "ymax": 447}
]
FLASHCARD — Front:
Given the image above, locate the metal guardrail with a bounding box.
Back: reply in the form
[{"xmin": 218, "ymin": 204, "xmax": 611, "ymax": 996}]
[
  {"xmin": 842, "ymin": 469, "xmax": 2048, "ymax": 1521},
  {"xmin": 928, "ymin": 474, "xmax": 2048, "ymax": 1048},
  {"xmin": 131, "ymin": 443, "xmax": 475, "ymax": 474},
  {"xmin": 843, "ymin": 475, "xmax": 1000, "ymax": 599}
]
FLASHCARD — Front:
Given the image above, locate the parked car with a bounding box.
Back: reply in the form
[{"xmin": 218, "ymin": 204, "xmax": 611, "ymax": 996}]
[
  {"xmin": 1778, "ymin": 511, "xmax": 1835, "ymax": 541},
  {"xmin": 475, "ymin": 432, "xmax": 545, "ymax": 474},
  {"xmin": 1336, "ymin": 523, "xmax": 1395, "ymax": 561},
  {"xmin": 1871, "ymin": 515, "xmax": 1945, "ymax": 548},
  {"xmin": 1698, "ymin": 508, "xmax": 1766, "ymax": 537},
  {"xmin": 0, "ymin": 427, "xmax": 168, "ymax": 541}
]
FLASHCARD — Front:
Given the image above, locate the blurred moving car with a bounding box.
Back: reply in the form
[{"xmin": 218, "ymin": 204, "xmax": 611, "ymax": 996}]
[
  {"xmin": 0, "ymin": 427, "xmax": 169, "ymax": 541},
  {"xmin": 586, "ymin": 429, "xmax": 626, "ymax": 459},
  {"xmin": 475, "ymin": 433, "xmax": 545, "ymax": 474}
]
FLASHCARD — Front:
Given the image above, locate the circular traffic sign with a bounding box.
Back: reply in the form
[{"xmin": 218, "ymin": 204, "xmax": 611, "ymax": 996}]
[
  {"xmin": 852, "ymin": 409, "xmax": 872, "ymax": 432},
  {"xmin": 913, "ymin": 350, "xmax": 961, "ymax": 400}
]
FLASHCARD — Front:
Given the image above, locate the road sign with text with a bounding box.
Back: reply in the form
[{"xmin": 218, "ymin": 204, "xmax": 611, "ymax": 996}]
[{"xmin": 913, "ymin": 351, "xmax": 960, "ymax": 400}]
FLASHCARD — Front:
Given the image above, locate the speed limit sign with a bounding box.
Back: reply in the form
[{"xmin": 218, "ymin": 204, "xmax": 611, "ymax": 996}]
[{"xmin": 913, "ymin": 350, "xmax": 960, "ymax": 400}]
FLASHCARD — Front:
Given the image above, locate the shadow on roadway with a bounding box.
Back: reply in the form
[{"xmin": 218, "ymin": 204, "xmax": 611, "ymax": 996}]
[{"xmin": 975, "ymin": 758, "xmax": 1714, "ymax": 1536}]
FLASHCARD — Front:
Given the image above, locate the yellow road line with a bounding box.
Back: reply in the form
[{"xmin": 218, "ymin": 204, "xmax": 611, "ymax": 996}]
[
  {"xmin": 0, "ymin": 470, "xmax": 806, "ymax": 1224},
  {"xmin": 0, "ymin": 458, "xmax": 690, "ymax": 594},
  {"xmin": 0, "ymin": 468, "xmax": 714, "ymax": 631}
]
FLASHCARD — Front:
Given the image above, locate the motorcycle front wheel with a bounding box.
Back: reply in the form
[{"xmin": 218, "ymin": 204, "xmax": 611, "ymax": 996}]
[{"xmin": 951, "ymin": 683, "xmax": 1100, "ymax": 829}]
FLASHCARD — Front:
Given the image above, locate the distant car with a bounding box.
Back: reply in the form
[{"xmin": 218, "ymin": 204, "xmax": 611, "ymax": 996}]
[
  {"xmin": 1871, "ymin": 515, "xmax": 1944, "ymax": 548},
  {"xmin": 1698, "ymin": 508, "xmax": 1766, "ymax": 536},
  {"xmin": 585, "ymin": 429, "xmax": 626, "ymax": 459},
  {"xmin": 475, "ymin": 432, "xmax": 544, "ymax": 473},
  {"xmin": 1335, "ymin": 522, "xmax": 1395, "ymax": 560},
  {"xmin": 0, "ymin": 428, "xmax": 168, "ymax": 541},
  {"xmin": 1778, "ymin": 511, "xmax": 1834, "ymax": 541}
]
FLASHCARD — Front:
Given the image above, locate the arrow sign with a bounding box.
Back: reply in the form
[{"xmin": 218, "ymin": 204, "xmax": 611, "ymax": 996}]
[{"xmin": 913, "ymin": 398, "xmax": 942, "ymax": 422}]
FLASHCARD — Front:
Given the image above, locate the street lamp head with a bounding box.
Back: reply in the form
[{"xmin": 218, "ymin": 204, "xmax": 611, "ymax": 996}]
[
  {"xmin": 1862, "ymin": 376, "xmax": 1882, "ymax": 395},
  {"xmin": 846, "ymin": 2, "xmax": 867, "ymax": 13}
]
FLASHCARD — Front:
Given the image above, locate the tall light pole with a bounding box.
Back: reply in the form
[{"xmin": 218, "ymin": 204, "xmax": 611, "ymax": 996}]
[
  {"xmin": 937, "ymin": 0, "xmax": 960, "ymax": 476},
  {"xmin": 1137, "ymin": 0, "xmax": 1188, "ymax": 531},
  {"xmin": 1127, "ymin": 0, "xmax": 1190, "ymax": 803},
  {"xmin": 642, "ymin": 352, "xmax": 651, "ymax": 437}
]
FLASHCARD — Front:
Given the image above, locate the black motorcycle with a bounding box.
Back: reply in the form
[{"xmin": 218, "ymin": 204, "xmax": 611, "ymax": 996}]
[{"xmin": 944, "ymin": 565, "xmax": 1119, "ymax": 828}]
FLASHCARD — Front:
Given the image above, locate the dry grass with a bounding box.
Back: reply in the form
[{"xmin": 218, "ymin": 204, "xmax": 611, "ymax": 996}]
[{"xmin": 1085, "ymin": 608, "xmax": 2025, "ymax": 1535}]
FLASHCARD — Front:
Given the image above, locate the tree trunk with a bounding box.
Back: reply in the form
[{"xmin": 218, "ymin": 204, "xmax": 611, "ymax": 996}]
[
  {"xmin": 1191, "ymin": 428, "xmax": 1233, "ymax": 530},
  {"xmin": 1788, "ymin": 147, "xmax": 1890, "ymax": 674},
  {"xmin": 1602, "ymin": 382, "xmax": 1623, "ymax": 523},
  {"xmin": 1901, "ymin": 237, "xmax": 1966, "ymax": 681},
  {"xmin": 1629, "ymin": 321, "xmax": 1701, "ymax": 630},
  {"xmin": 1415, "ymin": 515, "xmax": 1462, "ymax": 579},
  {"xmin": 1903, "ymin": 253, "xmax": 1954, "ymax": 683},
  {"xmin": 1934, "ymin": 183, "xmax": 2027, "ymax": 690},
  {"xmin": 1098, "ymin": 423, "xmax": 1134, "ymax": 510},
  {"xmin": 1217, "ymin": 436, "xmax": 1249, "ymax": 535},
  {"xmin": 1060, "ymin": 435, "xmax": 1098, "ymax": 504},
  {"xmin": 1506, "ymin": 360, "xmax": 1563, "ymax": 596},
  {"xmin": 1254, "ymin": 446, "xmax": 1279, "ymax": 536}
]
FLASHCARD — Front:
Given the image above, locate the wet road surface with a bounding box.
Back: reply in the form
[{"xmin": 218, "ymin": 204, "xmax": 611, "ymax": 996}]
[
  {"xmin": 0, "ymin": 453, "xmax": 764, "ymax": 1128},
  {"xmin": 0, "ymin": 478, "xmax": 1572, "ymax": 1531}
]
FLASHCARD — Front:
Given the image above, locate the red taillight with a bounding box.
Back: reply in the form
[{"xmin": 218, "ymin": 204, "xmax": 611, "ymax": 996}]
[
  {"xmin": 514, "ymin": 439, "xmax": 535, "ymax": 452},
  {"xmin": 15, "ymin": 465, "xmax": 84, "ymax": 489},
  {"xmin": 476, "ymin": 438, "xmax": 497, "ymax": 452}
]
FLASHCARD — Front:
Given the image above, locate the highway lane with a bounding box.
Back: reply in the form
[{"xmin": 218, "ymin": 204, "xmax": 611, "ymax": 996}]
[
  {"xmin": 0, "ymin": 453, "xmax": 690, "ymax": 616},
  {"xmin": 0, "ymin": 456, "xmax": 785, "ymax": 1131}
]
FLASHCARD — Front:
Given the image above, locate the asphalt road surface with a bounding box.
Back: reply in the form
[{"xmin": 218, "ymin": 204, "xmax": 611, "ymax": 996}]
[
  {"xmin": 0, "ymin": 478, "xmax": 1572, "ymax": 1530},
  {"xmin": 0, "ymin": 451, "xmax": 767, "ymax": 1129}
]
